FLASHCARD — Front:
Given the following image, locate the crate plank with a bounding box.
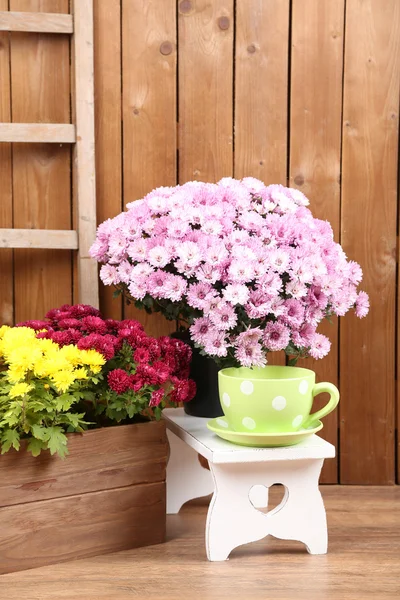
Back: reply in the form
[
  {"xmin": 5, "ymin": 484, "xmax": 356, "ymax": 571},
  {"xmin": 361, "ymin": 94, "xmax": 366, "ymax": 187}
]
[
  {"xmin": 0, "ymin": 481, "xmax": 166, "ymax": 575},
  {"xmin": 340, "ymin": 0, "xmax": 399, "ymax": 484},
  {"xmin": 0, "ymin": 421, "xmax": 167, "ymax": 507},
  {"xmin": 290, "ymin": 0, "xmax": 345, "ymax": 483}
]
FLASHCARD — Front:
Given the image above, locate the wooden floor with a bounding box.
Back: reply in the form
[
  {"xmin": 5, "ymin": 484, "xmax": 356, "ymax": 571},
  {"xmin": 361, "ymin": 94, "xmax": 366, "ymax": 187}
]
[{"xmin": 0, "ymin": 486, "xmax": 399, "ymax": 600}]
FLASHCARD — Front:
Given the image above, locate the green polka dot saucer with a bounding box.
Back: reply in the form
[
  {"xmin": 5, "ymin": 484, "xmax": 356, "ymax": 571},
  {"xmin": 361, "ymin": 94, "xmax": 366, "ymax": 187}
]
[
  {"xmin": 207, "ymin": 416, "xmax": 323, "ymax": 447},
  {"xmin": 206, "ymin": 365, "xmax": 339, "ymax": 447}
]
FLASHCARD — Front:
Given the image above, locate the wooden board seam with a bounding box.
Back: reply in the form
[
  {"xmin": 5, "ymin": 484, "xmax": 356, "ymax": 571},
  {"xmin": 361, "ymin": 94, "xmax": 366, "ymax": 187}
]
[{"xmin": 1, "ymin": 477, "xmax": 166, "ymax": 511}]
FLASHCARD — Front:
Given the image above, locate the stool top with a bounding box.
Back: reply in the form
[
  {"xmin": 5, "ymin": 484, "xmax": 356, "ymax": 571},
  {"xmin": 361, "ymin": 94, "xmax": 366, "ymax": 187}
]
[{"xmin": 163, "ymin": 408, "xmax": 335, "ymax": 464}]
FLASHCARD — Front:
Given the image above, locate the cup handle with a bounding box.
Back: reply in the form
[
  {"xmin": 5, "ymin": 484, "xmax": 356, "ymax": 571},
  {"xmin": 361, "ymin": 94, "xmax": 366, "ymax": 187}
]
[{"xmin": 302, "ymin": 382, "xmax": 340, "ymax": 429}]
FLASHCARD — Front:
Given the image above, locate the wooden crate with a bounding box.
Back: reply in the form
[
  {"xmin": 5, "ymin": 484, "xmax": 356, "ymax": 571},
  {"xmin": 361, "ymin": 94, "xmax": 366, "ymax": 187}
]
[{"xmin": 0, "ymin": 420, "xmax": 167, "ymax": 574}]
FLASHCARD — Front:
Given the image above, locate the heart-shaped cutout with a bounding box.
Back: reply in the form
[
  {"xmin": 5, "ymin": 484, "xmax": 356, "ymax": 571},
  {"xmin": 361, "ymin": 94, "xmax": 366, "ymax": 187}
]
[{"xmin": 249, "ymin": 483, "xmax": 288, "ymax": 515}]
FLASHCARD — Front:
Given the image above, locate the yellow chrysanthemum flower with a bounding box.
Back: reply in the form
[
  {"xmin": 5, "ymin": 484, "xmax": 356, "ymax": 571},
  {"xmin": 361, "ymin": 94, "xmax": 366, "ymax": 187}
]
[
  {"xmin": 0, "ymin": 326, "xmax": 38, "ymax": 360},
  {"xmin": 74, "ymin": 367, "xmax": 88, "ymax": 380},
  {"xmin": 51, "ymin": 370, "xmax": 76, "ymax": 393},
  {"xmin": 6, "ymin": 365, "xmax": 27, "ymax": 383},
  {"xmin": 7, "ymin": 346, "xmax": 43, "ymax": 371},
  {"xmin": 9, "ymin": 382, "xmax": 33, "ymax": 398},
  {"xmin": 0, "ymin": 325, "xmax": 10, "ymax": 339},
  {"xmin": 1, "ymin": 326, "xmax": 36, "ymax": 346},
  {"xmin": 79, "ymin": 349, "xmax": 106, "ymax": 368},
  {"xmin": 40, "ymin": 352, "xmax": 74, "ymax": 376},
  {"xmin": 33, "ymin": 358, "xmax": 53, "ymax": 378},
  {"xmin": 38, "ymin": 338, "xmax": 59, "ymax": 354},
  {"xmin": 60, "ymin": 344, "xmax": 84, "ymax": 366}
]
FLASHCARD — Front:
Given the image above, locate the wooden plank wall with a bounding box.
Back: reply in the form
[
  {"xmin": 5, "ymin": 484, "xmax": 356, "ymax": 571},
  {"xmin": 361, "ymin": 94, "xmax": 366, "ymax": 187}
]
[
  {"xmin": 0, "ymin": 0, "xmax": 399, "ymax": 484},
  {"xmin": 340, "ymin": 0, "xmax": 400, "ymax": 484}
]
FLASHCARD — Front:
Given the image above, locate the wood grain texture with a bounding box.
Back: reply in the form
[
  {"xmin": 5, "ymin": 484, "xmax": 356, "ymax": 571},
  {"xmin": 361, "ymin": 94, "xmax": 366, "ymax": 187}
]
[
  {"xmin": 10, "ymin": 0, "xmax": 72, "ymax": 322},
  {"xmin": 290, "ymin": 0, "xmax": 345, "ymax": 483},
  {"xmin": 340, "ymin": 0, "xmax": 399, "ymax": 484},
  {"xmin": 0, "ymin": 481, "xmax": 166, "ymax": 575},
  {"xmin": 0, "ymin": 228, "xmax": 78, "ymax": 249},
  {"xmin": 0, "ymin": 122, "xmax": 75, "ymax": 142},
  {"xmin": 0, "ymin": 10, "xmax": 73, "ymax": 33},
  {"xmin": 72, "ymin": 0, "xmax": 99, "ymax": 308},
  {"xmin": 94, "ymin": 0, "xmax": 122, "ymax": 319},
  {"xmin": 235, "ymin": 0, "xmax": 289, "ymax": 184},
  {"xmin": 0, "ymin": 0, "xmax": 13, "ymax": 326},
  {"xmin": 178, "ymin": 0, "xmax": 233, "ymax": 183},
  {"xmin": 0, "ymin": 420, "xmax": 167, "ymax": 507},
  {"xmin": 0, "ymin": 487, "xmax": 399, "ymax": 599},
  {"xmin": 122, "ymin": 0, "xmax": 177, "ymax": 336},
  {"xmin": 235, "ymin": 0, "xmax": 289, "ymax": 370}
]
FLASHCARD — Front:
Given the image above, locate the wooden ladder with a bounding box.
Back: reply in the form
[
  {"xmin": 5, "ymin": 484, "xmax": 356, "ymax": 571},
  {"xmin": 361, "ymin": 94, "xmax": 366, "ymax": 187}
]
[{"xmin": 0, "ymin": 1, "xmax": 99, "ymax": 308}]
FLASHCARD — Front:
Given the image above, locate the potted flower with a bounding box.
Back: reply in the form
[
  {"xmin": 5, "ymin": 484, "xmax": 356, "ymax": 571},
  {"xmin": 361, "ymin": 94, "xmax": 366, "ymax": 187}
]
[
  {"xmin": 0, "ymin": 304, "xmax": 195, "ymax": 574},
  {"xmin": 90, "ymin": 177, "xmax": 369, "ymax": 428}
]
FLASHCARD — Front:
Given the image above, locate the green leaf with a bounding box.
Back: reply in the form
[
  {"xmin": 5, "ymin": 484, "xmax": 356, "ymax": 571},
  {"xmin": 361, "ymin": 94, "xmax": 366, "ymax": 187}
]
[
  {"xmin": 1, "ymin": 429, "xmax": 20, "ymax": 453},
  {"xmin": 55, "ymin": 394, "xmax": 75, "ymax": 411},
  {"xmin": 46, "ymin": 426, "xmax": 68, "ymax": 458},
  {"xmin": 142, "ymin": 296, "xmax": 154, "ymax": 310},
  {"xmin": 63, "ymin": 412, "xmax": 86, "ymax": 428},
  {"xmin": 31, "ymin": 424, "xmax": 49, "ymax": 441},
  {"xmin": 288, "ymin": 357, "xmax": 298, "ymax": 367},
  {"xmin": 1, "ymin": 410, "xmax": 20, "ymax": 427},
  {"xmin": 113, "ymin": 288, "xmax": 122, "ymax": 298},
  {"xmin": 27, "ymin": 437, "xmax": 46, "ymax": 457}
]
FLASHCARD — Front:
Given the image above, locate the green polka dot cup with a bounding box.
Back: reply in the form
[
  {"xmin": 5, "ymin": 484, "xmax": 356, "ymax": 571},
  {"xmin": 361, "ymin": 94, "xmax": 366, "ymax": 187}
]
[{"xmin": 218, "ymin": 366, "xmax": 339, "ymax": 433}]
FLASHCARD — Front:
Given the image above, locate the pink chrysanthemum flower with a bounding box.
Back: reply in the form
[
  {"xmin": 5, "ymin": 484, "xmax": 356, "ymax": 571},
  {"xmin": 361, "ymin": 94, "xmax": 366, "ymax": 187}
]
[
  {"xmin": 209, "ymin": 303, "xmax": 237, "ymax": 331},
  {"xmin": 187, "ymin": 282, "xmax": 215, "ymax": 310},
  {"xmin": 163, "ymin": 274, "xmax": 187, "ymax": 302},
  {"xmin": 223, "ymin": 283, "xmax": 250, "ymax": 305},
  {"xmin": 100, "ymin": 265, "xmax": 120, "ymax": 286},
  {"xmin": 309, "ymin": 333, "xmax": 331, "ymax": 360},
  {"xmin": 190, "ymin": 317, "xmax": 213, "ymax": 345},
  {"xmin": 203, "ymin": 329, "xmax": 228, "ymax": 358},
  {"xmin": 263, "ymin": 322, "xmax": 290, "ymax": 352},
  {"xmin": 235, "ymin": 342, "xmax": 267, "ymax": 368},
  {"xmin": 355, "ymin": 290, "xmax": 370, "ymax": 318}
]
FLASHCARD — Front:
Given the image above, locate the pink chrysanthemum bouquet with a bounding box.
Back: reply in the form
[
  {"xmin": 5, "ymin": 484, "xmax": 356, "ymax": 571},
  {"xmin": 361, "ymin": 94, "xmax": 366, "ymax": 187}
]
[{"xmin": 90, "ymin": 178, "xmax": 369, "ymax": 368}]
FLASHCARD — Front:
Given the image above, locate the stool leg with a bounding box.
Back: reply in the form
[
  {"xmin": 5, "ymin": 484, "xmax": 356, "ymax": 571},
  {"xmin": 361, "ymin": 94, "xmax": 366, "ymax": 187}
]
[
  {"xmin": 267, "ymin": 459, "xmax": 328, "ymax": 554},
  {"xmin": 206, "ymin": 463, "xmax": 270, "ymax": 561},
  {"xmin": 166, "ymin": 430, "xmax": 214, "ymax": 514}
]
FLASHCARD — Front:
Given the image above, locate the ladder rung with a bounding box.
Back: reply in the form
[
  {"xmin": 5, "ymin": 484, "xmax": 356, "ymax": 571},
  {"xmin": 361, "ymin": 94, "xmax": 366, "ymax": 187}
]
[
  {"xmin": 0, "ymin": 11, "xmax": 73, "ymax": 34},
  {"xmin": 0, "ymin": 123, "xmax": 76, "ymax": 143},
  {"xmin": 0, "ymin": 229, "xmax": 78, "ymax": 250}
]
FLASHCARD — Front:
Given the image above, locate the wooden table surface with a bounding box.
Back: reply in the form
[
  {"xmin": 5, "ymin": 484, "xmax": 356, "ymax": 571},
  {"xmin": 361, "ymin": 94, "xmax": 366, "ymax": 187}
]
[{"xmin": 0, "ymin": 486, "xmax": 399, "ymax": 600}]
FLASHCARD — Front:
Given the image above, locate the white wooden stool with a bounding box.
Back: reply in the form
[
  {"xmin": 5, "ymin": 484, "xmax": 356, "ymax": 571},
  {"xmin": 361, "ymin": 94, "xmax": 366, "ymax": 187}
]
[{"xmin": 163, "ymin": 408, "xmax": 335, "ymax": 561}]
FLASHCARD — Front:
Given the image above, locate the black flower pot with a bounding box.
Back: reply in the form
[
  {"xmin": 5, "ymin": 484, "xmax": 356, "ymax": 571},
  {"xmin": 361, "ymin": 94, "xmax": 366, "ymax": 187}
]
[{"xmin": 171, "ymin": 331, "xmax": 223, "ymax": 418}]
